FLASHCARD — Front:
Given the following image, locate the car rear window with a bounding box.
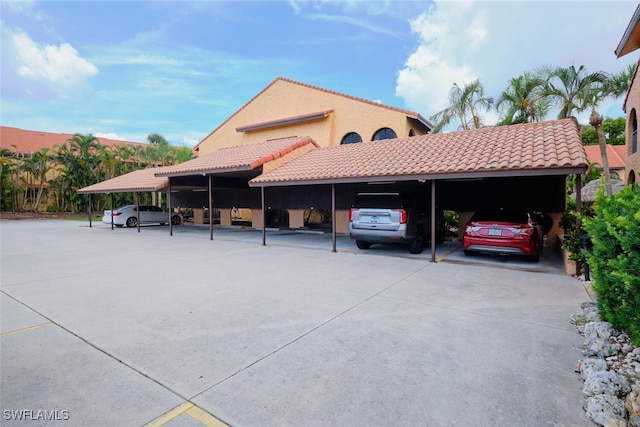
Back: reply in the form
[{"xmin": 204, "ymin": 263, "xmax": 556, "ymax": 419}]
[
  {"xmin": 354, "ymin": 194, "xmax": 402, "ymax": 209},
  {"xmin": 471, "ymin": 210, "xmax": 528, "ymax": 224}
]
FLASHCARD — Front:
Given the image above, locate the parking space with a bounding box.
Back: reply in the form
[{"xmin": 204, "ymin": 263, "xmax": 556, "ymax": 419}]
[
  {"xmin": 1, "ymin": 220, "xmax": 588, "ymax": 426},
  {"xmin": 103, "ymin": 222, "xmax": 565, "ymax": 274}
]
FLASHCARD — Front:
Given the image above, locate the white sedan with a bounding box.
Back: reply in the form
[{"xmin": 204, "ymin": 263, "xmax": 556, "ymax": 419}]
[{"xmin": 102, "ymin": 205, "xmax": 182, "ymax": 227}]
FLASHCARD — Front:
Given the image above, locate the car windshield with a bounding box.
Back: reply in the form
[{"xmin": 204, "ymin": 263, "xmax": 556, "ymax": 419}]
[
  {"xmin": 471, "ymin": 210, "xmax": 528, "ymax": 224},
  {"xmin": 354, "ymin": 194, "xmax": 402, "ymax": 209},
  {"xmin": 115, "ymin": 205, "xmax": 135, "ymax": 211}
]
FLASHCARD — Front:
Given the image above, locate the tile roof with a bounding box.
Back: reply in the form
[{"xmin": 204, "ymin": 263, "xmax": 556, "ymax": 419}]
[
  {"xmin": 156, "ymin": 136, "xmax": 318, "ymax": 177},
  {"xmin": 0, "ymin": 126, "xmax": 146, "ymax": 154},
  {"xmin": 583, "ymin": 144, "xmax": 627, "ymax": 169},
  {"xmin": 193, "ymin": 77, "xmax": 432, "ymax": 150},
  {"xmin": 77, "ymin": 167, "xmax": 170, "ymax": 194},
  {"xmin": 250, "ymin": 119, "xmax": 588, "ymax": 186}
]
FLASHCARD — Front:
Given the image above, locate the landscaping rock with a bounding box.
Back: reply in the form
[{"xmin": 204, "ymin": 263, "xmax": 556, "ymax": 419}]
[
  {"xmin": 583, "ymin": 371, "xmax": 631, "ymax": 398},
  {"xmin": 579, "ymin": 358, "xmax": 610, "ymax": 380},
  {"xmin": 628, "ymin": 386, "xmax": 640, "ymax": 417},
  {"xmin": 582, "ymin": 394, "xmax": 627, "ymax": 426}
]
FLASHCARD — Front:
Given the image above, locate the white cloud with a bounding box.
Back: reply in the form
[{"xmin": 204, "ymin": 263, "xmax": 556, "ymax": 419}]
[
  {"xmin": 396, "ymin": 1, "xmax": 638, "ymax": 129},
  {"xmin": 8, "ymin": 28, "xmax": 98, "ymax": 98}
]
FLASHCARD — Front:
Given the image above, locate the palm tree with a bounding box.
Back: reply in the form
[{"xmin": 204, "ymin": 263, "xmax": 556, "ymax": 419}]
[
  {"xmin": 496, "ymin": 72, "xmax": 549, "ymax": 125},
  {"xmin": 429, "ymin": 79, "xmax": 494, "ymax": 133},
  {"xmin": 582, "ymin": 64, "xmax": 635, "ymax": 196},
  {"xmin": 22, "ymin": 148, "xmax": 52, "ymax": 212},
  {"xmin": 540, "ymin": 64, "xmax": 608, "ymax": 119}
]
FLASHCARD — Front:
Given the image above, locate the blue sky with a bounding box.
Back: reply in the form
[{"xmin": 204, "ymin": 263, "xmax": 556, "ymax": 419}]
[{"xmin": 1, "ymin": 0, "xmax": 638, "ymax": 147}]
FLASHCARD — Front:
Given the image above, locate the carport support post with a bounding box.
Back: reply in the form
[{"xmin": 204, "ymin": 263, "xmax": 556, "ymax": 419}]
[
  {"xmin": 430, "ymin": 180, "xmax": 436, "ymax": 263},
  {"xmin": 168, "ymin": 180, "xmax": 173, "ymax": 237},
  {"xmin": 136, "ymin": 192, "xmax": 140, "ymax": 233},
  {"xmin": 208, "ymin": 174, "xmax": 213, "ymax": 241},
  {"xmin": 88, "ymin": 194, "xmax": 92, "ymax": 228},
  {"xmin": 261, "ymin": 186, "xmax": 266, "ymax": 246},
  {"xmin": 331, "ymin": 183, "xmax": 336, "ymax": 253},
  {"xmin": 110, "ymin": 193, "xmax": 114, "ymax": 230}
]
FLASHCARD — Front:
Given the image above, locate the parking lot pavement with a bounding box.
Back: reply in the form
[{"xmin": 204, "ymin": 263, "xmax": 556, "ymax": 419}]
[{"xmin": 1, "ymin": 220, "xmax": 591, "ymax": 426}]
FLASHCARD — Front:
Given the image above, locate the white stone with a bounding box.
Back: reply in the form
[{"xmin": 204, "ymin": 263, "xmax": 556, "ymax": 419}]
[{"xmin": 583, "ymin": 395, "xmax": 627, "ymax": 426}]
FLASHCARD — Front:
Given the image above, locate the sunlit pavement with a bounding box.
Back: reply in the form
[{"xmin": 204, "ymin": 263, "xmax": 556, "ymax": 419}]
[{"xmin": 1, "ymin": 220, "xmax": 589, "ymax": 426}]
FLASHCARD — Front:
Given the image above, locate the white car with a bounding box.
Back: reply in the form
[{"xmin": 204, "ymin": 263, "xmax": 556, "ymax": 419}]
[{"xmin": 102, "ymin": 205, "xmax": 182, "ymax": 227}]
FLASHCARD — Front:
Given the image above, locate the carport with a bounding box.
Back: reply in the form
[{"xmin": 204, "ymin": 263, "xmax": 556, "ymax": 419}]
[
  {"xmin": 77, "ymin": 167, "xmax": 173, "ymax": 233},
  {"xmin": 248, "ymin": 119, "xmax": 589, "ymax": 262}
]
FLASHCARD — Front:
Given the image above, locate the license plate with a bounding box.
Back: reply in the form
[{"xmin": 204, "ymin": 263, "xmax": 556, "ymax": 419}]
[{"xmin": 488, "ymin": 228, "xmax": 502, "ymax": 236}]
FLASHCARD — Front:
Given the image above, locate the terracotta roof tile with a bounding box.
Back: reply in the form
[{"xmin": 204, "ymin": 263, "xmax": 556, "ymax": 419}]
[
  {"xmin": 78, "ymin": 167, "xmax": 170, "ymax": 194},
  {"xmin": 1, "ymin": 126, "xmax": 146, "ymax": 154},
  {"xmin": 250, "ymin": 119, "xmax": 587, "ymax": 186},
  {"xmin": 156, "ymin": 136, "xmax": 318, "ymax": 177},
  {"xmin": 583, "ymin": 144, "xmax": 627, "ymax": 169}
]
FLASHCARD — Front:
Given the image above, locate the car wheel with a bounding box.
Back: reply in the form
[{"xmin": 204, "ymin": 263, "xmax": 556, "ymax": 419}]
[
  {"xmin": 356, "ymin": 240, "xmax": 371, "ymax": 250},
  {"xmin": 409, "ymin": 230, "xmax": 423, "ymax": 254},
  {"xmin": 126, "ymin": 217, "xmax": 137, "ymax": 227},
  {"xmin": 171, "ymin": 215, "xmax": 182, "ymax": 225}
]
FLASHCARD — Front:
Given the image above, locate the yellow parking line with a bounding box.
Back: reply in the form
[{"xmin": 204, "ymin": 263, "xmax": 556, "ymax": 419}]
[
  {"xmin": 436, "ymin": 246, "xmax": 460, "ymax": 262},
  {"xmin": 0, "ymin": 322, "xmax": 54, "ymax": 338},
  {"xmin": 185, "ymin": 405, "xmax": 229, "ymax": 426},
  {"xmin": 147, "ymin": 402, "xmax": 228, "ymax": 427}
]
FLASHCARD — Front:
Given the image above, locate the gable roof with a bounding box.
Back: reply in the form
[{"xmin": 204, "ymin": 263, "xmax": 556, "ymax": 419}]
[
  {"xmin": 156, "ymin": 136, "xmax": 318, "ymax": 177},
  {"xmin": 193, "ymin": 77, "xmax": 432, "ymax": 150},
  {"xmin": 250, "ymin": 119, "xmax": 587, "ymax": 187},
  {"xmin": 78, "ymin": 167, "xmax": 171, "ymax": 194},
  {"xmin": 616, "ymin": 3, "xmax": 640, "ymax": 58},
  {"xmin": 583, "ymin": 144, "xmax": 627, "ymax": 169},
  {"xmin": 0, "ymin": 126, "xmax": 146, "ymax": 155}
]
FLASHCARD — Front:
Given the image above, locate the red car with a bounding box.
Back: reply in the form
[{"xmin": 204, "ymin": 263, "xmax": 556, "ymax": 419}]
[{"xmin": 463, "ymin": 210, "xmax": 544, "ymax": 262}]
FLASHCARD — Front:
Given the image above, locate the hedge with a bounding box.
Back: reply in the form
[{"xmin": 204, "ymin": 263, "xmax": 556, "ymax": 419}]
[{"xmin": 584, "ymin": 184, "xmax": 640, "ymax": 345}]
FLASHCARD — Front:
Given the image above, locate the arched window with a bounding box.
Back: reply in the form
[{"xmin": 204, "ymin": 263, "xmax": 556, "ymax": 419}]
[
  {"xmin": 632, "ymin": 109, "xmax": 638, "ymax": 154},
  {"xmin": 340, "ymin": 132, "xmax": 363, "ymax": 145},
  {"xmin": 630, "ymin": 170, "xmax": 636, "ymax": 185},
  {"xmin": 409, "ymin": 129, "xmax": 415, "ymax": 137},
  {"xmin": 372, "ymin": 127, "xmax": 397, "ymax": 141}
]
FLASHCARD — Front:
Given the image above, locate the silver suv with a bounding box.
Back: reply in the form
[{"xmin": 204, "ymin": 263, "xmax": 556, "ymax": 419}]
[{"xmin": 348, "ymin": 192, "xmax": 443, "ymax": 254}]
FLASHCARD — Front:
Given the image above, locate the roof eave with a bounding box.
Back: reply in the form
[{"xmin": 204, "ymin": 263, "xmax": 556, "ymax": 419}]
[
  {"xmin": 249, "ymin": 166, "xmax": 588, "ymax": 188},
  {"xmin": 615, "ymin": 4, "xmax": 640, "ymax": 58}
]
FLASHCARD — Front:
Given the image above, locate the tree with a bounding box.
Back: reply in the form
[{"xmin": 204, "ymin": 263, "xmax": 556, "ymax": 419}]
[
  {"xmin": 540, "ymin": 64, "xmax": 608, "ymax": 119},
  {"xmin": 54, "ymin": 134, "xmax": 102, "ymax": 212},
  {"xmin": 496, "ymin": 72, "xmax": 549, "ymax": 125},
  {"xmin": 429, "ymin": 79, "xmax": 494, "ymax": 133},
  {"xmin": 22, "ymin": 148, "xmax": 52, "ymax": 212},
  {"xmin": 581, "ymin": 117, "xmax": 626, "ymax": 146},
  {"xmin": 582, "ymin": 66, "xmax": 633, "ymax": 196}
]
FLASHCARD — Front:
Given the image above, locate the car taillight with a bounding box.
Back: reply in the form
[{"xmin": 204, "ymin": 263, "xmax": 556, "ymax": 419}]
[
  {"xmin": 349, "ymin": 208, "xmax": 356, "ymax": 222},
  {"xmin": 392, "ymin": 209, "xmax": 407, "ymax": 224},
  {"xmin": 112, "ymin": 212, "xmax": 122, "ymax": 216},
  {"xmin": 512, "ymin": 227, "xmax": 532, "ymax": 235}
]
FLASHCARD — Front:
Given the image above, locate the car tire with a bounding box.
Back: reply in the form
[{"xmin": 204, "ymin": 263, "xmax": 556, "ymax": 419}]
[
  {"xmin": 115, "ymin": 224, "xmax": 123, "ymax": 228},
  {"xmin": 126, "ymin": 217, "xmax": 137, "ymax": 227},
  {"xmin": 527, "ymin": 254, "xmax": 540, "ymax": 262},
  {"xmin": 171, "ymin": 215, "xmax": 182, "ymax": 225},
  {"xmin": 409, "ymin": 230, "xmax": 423, "ymax": 254},
  {"xmin": 356, "ymin": 240, "xmax": 371, "ymax": 250}
]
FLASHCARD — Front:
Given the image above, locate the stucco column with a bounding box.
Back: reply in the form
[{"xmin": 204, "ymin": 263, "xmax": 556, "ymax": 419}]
[
  {"xmin": 252, "ymin": 208, "xmax": 264, "ymax": 229},
  {"xmin": 335, "ymin": 210, "xmax": 349, "ymax": 234},
  {"xmin": 219, "ymin": 209, "xmax": 232, "ymax": 226},
  {"xmin": 193, "ymin": 208, "xmax": 205, "ymax": 224},
  {"xmin": 289, "ymin": 209, "xmax": 305, "ymax": 229}
]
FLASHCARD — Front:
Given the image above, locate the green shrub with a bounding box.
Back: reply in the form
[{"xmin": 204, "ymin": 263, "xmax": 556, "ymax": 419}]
[{"xmin": 584, "ymin": 185, "xmax": 640, "ymax": 345}]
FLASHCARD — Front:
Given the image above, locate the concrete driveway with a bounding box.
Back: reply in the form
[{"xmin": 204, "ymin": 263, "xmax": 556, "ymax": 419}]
[{"xmin": 1, "ymin": 220, "xmax": 592, "ymax": 426}]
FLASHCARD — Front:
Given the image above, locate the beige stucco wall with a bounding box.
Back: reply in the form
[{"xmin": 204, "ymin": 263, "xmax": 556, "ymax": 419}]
[
  {"xmin": 197, "ymin": 79, "xmax": 427, "ymax": 155},
  {"xmin": 626, "ymin": 69, "xmax": 640, "ymax": 183}
]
